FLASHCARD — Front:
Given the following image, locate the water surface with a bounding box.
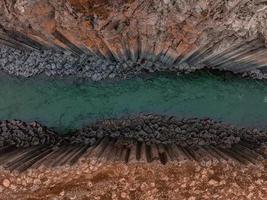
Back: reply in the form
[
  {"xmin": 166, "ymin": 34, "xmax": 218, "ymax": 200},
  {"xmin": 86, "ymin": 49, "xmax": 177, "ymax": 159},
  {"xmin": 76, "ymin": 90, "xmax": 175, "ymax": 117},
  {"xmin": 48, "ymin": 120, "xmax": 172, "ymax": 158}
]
[{"xmin": 0, "ymin": 72, "xmax": 267, "ymax": 132}]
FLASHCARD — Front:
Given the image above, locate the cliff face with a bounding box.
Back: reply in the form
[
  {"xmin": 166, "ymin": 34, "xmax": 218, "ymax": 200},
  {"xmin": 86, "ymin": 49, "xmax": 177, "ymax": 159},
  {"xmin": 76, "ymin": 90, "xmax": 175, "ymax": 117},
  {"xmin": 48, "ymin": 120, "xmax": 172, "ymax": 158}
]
[{"xmin": 0, "ymin": 0, "xmax": 267, "ymax": 79}]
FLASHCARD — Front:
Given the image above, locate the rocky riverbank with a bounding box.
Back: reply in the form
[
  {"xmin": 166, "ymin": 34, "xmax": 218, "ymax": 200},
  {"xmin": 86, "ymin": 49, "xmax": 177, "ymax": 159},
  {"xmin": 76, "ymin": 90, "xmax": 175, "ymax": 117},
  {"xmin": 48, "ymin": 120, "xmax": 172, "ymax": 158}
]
[
  {"xmin": 0, "ymin": 120, "xmax": 60, "ymax": 148},
  {"xmin": 70, "ymin": 114, "xmax": 267, "ymax": 149},
  {"xmin": 0, "ymin": 44, "xmax": 121, "ymax": 80},
  {"xmin": 1, "ymin": 1, "xmax": 267, "ymax": 80},
  {"xmin": 0, "ymin": 43, "xmax": 198, "ymax": 80},
  {"xmin": 0, "ymin": 40, "xmax": 267, "ymax": 80},
  {"xmin": 0, "ymin": 115, "xmax": 266, "ymax": 177},
  {"xmin": 1, "ymin": 114, "xmax": 266, "ymax": 150}
]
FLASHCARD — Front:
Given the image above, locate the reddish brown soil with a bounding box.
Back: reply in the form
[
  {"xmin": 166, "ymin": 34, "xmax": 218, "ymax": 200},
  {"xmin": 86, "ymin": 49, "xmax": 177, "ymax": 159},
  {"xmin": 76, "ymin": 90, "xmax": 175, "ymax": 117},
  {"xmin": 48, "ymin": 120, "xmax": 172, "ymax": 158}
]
[{"xmin": 0, "ymin": 160, "xmax": 266, "ymax": 200}]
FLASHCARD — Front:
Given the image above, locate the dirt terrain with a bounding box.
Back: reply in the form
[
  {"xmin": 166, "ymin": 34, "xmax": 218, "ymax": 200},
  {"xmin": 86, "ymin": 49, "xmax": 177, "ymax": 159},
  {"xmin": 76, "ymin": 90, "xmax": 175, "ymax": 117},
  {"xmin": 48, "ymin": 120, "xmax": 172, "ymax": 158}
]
[{"xmin": 0, "ymin": 160, "xmax": 266, "ymax": 200}]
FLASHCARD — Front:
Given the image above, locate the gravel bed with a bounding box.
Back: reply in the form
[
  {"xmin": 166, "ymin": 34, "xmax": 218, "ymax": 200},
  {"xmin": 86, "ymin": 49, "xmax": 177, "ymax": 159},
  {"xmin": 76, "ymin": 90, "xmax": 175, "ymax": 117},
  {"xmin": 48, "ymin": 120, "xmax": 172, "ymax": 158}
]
[{"xmin": 0, "ymin": 161, "xmax": 266, "ymax": 200}]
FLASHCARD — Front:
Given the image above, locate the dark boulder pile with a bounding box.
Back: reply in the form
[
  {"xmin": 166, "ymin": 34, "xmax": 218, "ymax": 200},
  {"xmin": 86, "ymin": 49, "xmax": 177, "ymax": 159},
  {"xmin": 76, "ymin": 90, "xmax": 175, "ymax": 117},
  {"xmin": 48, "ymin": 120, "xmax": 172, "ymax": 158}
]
[
  {"xmin": 0, "ymin": 120, "xmax": 61, "ymax": 148},
  {"xmin": 0, "ymin": 44, "xmax": 206, "ymax": 80},
  {"xmin": 1, "ymin": 115, "xmax": 266, "ymax": 149},
  {"xmin": 70, "ymin": 114, "xmax": 267, "ymax": 148}
]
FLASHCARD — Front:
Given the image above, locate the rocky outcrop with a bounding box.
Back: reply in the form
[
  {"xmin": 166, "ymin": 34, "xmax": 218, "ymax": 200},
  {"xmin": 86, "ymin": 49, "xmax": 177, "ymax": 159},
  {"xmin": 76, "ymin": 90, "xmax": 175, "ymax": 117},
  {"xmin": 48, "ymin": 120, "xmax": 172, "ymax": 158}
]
[
  {"xmin": 0, "ymin": 115, "xmax": 266, "ymax": 171},
  {"xmin": 0, "ymin": 120, "xmax": 61, "ymax": 147},
  {"xmin": 0, "ymin": 0, "xmax": 267, "ymax": 79}
]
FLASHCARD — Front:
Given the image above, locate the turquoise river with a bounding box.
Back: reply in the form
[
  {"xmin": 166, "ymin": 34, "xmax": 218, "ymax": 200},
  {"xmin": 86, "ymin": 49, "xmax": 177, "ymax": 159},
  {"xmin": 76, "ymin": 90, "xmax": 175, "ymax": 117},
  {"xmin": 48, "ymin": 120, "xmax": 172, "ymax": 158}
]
[{"xmin": 0, "ymin": 72, "xmax": 267, "ymax": 132}]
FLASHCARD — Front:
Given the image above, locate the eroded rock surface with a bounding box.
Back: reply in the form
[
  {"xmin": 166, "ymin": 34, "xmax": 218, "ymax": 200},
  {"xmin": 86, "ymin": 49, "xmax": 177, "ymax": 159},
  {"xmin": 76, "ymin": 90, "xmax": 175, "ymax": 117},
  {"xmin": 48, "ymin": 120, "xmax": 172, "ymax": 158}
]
[
  {"xmin": 0, "ymin": 0, "xmax": 267, "ymax": 79},
  {"xmin": 0, "ymin": 115, "xmax": 266, "ymax": 172}
]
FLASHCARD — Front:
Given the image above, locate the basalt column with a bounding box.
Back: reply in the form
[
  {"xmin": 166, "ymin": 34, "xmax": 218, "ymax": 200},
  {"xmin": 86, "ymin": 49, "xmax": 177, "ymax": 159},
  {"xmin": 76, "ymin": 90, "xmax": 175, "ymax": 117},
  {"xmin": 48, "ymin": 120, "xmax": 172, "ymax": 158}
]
[{"xmin": 0, "ymin": 0, "xmax": 267, "ymax": 79}]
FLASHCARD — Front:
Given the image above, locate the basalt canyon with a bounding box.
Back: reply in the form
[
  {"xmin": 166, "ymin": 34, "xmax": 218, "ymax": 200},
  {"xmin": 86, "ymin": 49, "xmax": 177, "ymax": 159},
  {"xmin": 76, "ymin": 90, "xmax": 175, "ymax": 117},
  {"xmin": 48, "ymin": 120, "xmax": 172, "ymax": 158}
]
[{"xmin": 0, "ymin": 1, "xmax": 266, "ymax": 200}]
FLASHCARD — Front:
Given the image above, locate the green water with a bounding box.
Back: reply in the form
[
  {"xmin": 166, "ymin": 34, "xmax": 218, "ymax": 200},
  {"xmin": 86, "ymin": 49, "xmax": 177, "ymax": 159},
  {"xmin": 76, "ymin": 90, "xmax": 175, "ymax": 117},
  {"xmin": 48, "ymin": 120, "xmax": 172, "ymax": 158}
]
[{"xmin": 0, "ymin": 72, "xmax": 267, "ymax": 132}]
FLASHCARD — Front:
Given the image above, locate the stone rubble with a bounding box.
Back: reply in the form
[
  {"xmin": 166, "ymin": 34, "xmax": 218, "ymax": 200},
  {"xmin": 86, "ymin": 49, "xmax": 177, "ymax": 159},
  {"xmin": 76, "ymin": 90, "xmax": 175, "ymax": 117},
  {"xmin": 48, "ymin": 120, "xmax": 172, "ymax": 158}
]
[
  {"xmin": 0, "ymin": 120, "xmax": 61, "ymax": 148},
  {"xmin": 1, "ymin": 114, "xmax": 266, "ymax": 149},
  {"xmin": 70, "ymin": 114, "xmax": 267, "ymax": 149}
]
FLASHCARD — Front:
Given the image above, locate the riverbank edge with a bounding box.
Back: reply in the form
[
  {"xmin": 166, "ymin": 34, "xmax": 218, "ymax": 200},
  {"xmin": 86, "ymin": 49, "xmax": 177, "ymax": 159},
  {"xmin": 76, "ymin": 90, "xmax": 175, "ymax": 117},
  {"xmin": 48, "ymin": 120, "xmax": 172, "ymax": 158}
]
[
  {"xmin": 1, "ymin": 42, "xmax": 267, "ymax": 81},
  {"xmin": 1, "ymin": 114, "xmax": 266, "ymax": 150}
]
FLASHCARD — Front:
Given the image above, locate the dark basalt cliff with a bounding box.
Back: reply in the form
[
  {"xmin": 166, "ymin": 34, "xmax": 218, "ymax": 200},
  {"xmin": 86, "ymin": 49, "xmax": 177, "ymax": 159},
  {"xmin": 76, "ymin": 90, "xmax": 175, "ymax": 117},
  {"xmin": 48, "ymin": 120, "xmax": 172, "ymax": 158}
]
[
  {"xmin": 1, "ymin": 115, "xmax": 266, "ymax": 172},
  {"xmin": 0, "ymin": 0, "xmax": 267, "ymax": 80}
]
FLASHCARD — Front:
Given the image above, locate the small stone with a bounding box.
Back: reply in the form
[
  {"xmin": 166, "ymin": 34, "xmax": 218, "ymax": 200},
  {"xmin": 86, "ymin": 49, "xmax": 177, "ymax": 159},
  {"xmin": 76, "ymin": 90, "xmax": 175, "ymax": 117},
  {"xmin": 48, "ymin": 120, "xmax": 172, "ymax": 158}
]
[
  {"xmin": 208, "ymin": 179, "xmax": 218, "ymax": 186},
  {"xmin": 119, "ymin": 178, "xmax": 126, "ymax": 184},
  {"xmin": 33, "ymin": 178, "xmax": 41, "ymax": 185},
  {"xmin": 121, "ymin": 192, "xmax": 127, "ymax": 198},
  {"xmin": 3, "ymin": 179, "xmax": 10, "ymax": 188},
  {"xmin": 112, "ymin": 192, "xmax": 117, "ymax": 200},
  {"xmin": 129, "ymin": 187, "xmax": 136, "ymax": 191},
  {"xmin": 31, "ymin": 185, "xmax": 39, "ymax": 192},
  {"xmin": 10, "ymin": 184, "xmax": 17, "ymax": 191},
  {"xmin": 87, "ymin": 181, "xmax": 93, "ymax": 187},
  {"xmin": 188, "ymin": 197, "xmax": 196, "ymax": 200},
  {"xmin": 189, "ymin": 181, "xmax": 196, "ymax": 186},
  {"xmin": 140, "ymin": 182, "xmax": 148, "ymax": 191},
  {"xmin": 247, "ymin": 193, "xmax": 254, "ymax": 199},
  {"xmin": 219, "ymin": 180, "xmax": 226, "ymax": 185},
  {"xmin": 206, "ymin": 161, "xmax": 212, "ymax": 167},
  {"xmin": 26, "ymin": 177, "xmax": 33, "ymax": 184},
  {"xmin": 21, "ymin": 180, "xmax": 27, "ymax": 186},
  {"xmin": 256, "ymin": 179, "xmax": 263, "ymax": 184},
  {"xmin": 60, "ymin": 191, "xmax": 65, "ymax": 196}
]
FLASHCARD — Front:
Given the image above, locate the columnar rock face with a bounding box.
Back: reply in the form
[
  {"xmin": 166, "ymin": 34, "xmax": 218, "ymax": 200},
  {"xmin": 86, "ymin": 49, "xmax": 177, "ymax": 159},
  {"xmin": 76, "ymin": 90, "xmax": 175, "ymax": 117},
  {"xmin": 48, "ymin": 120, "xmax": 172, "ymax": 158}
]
[
  {"xmin": 0, "ymin": 115, "xmax": 266, "ymax": 172},
  {"xmin": 0, "ymin": 0, "xmax": 267, "ymax": 79}
]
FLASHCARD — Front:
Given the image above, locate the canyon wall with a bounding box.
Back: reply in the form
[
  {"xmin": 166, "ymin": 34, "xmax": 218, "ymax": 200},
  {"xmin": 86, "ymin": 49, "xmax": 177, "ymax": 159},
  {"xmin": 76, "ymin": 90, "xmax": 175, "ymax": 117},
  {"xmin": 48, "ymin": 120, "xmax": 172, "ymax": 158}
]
[{"xmin": 0, "ymin": 0, "xmax": 267, "ymax": 79}]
